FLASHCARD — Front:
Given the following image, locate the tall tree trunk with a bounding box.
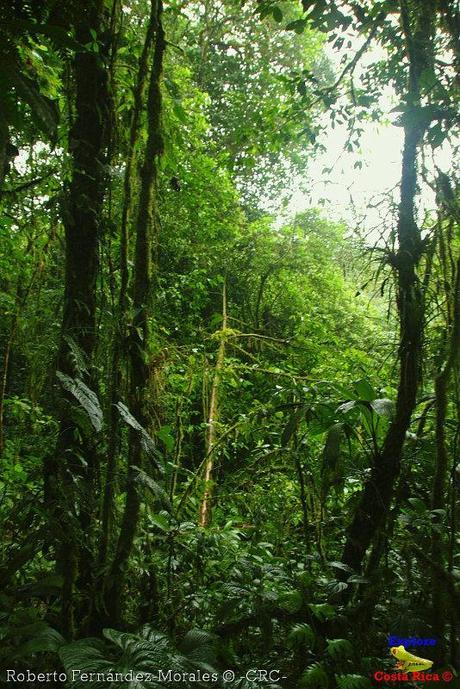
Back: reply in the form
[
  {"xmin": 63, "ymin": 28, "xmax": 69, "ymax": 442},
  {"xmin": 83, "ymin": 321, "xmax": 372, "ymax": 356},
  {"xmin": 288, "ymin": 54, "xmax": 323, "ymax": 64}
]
[
  {"xmin": 104, "ymin": 0, "xmax": 165, "ymax": 625},
  {"xmin": 45, "ymin": 0, "xmax": 110, "ymax": 638},
  {"xmin": 0, "ymin": 304, "xmax": 19, "ymax": 457},
  {"xmin": 99, "ymin": 0, "xmax": 158, "ymax": 569},
  {"xmin": 340, "ymin": 0, "xmax": 435, "ymax": 579},
  {"xmin": 199, "ymin": 279, "xmax": 227, "ymax": 527},
  {"xmin": 0, "ymin": 119, "xmax": 9, "ymax": 199},
  {"xmin": 430, "ymin": 253, "xmax": 460, "ymax": 659},
  {"xmin": 293, "ymin": 434, "xmax": 311, "ymax": 559}
]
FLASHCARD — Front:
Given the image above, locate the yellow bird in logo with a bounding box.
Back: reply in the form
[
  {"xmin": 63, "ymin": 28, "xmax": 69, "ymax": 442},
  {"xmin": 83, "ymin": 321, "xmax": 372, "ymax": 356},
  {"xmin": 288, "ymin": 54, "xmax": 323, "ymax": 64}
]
[{"xmin": 390, "ymin": 645, "xmax": 433, "ymax": 672}]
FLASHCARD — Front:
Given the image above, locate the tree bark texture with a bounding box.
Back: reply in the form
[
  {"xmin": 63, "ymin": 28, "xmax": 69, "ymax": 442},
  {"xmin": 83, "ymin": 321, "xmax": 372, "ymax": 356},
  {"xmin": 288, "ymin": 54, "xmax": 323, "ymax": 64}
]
[
  {"xmin": 100, "ymin": 0, "xmax": 158, "ymax": 568},
  {"xmin": 104, "ymin": 0, "xmax": 165, "ymax": 625},
  {"xmin": 340, "ymin": 0, "xmax": 436, "ymax": 579},
  {"xmin": 199, "ymin": 279, "xmax": 227, "ymax": 527},
  {"xmin": 45, "ymin": 0, "xmax": 111, "ymax": 638}
]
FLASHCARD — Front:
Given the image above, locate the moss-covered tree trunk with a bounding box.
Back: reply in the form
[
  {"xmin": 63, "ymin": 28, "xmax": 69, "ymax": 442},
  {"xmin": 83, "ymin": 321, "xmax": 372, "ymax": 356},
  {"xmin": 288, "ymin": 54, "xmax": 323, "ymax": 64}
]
[
  {"xmin": 340, "ymin": 0, "xmax": 436, "ymax": 580},
  {"xmin": 45, "ymin": 0, "xmax": 111, "ymax": 638},
  {"xmin": 99, "ymin": 0, "xmax": 158, "ymax": 569},
  {"xmin": 104, "ymin": 0, "xmax": 166, "ymax": 626},
  {"xmin": 430, "ymin": 249, "xmax": 460, "ymax": 660}
]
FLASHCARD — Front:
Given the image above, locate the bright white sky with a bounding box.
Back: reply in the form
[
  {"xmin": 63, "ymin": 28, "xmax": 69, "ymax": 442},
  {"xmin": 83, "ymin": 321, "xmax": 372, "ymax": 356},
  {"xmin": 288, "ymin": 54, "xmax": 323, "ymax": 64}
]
[
  {"xmin": 289, "ymin": 114, "xmax": 404, "ymax": 233},
  {"xmin": 283, "ymin": 41, "xmax": 455, "ymax": 240}
]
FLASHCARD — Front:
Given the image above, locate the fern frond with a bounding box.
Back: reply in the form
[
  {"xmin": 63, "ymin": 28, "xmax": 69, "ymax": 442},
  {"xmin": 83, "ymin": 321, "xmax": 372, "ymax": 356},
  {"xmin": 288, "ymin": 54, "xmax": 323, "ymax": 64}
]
[
  {"xmin": 300, "ymin": 662, "xmax": 329, "ymax": 688},
  {"xmin": 287, "ymin": 622, "xmax": 316, "ymax": 650},
  {"xmin": 326, "ymin": 638, "xmax": 354, "ymax": 661}
]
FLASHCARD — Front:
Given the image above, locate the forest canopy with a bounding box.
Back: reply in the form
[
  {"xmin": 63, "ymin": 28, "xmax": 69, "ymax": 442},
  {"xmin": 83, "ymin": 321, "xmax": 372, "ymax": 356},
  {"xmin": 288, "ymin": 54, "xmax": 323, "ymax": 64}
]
[{"xmin": 0, "ymin": 0, "xmax": 459, "ymax": 687}]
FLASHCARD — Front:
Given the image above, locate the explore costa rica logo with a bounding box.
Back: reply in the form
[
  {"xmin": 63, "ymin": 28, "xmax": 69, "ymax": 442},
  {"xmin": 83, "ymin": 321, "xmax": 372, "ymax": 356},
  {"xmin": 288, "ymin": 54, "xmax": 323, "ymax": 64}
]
[
  {"xmin": 373, "ymin": 669, "xmax": 454, "ymax": 684},
  {"xmin": 372, "ymin": 643, "xmax": 456, "ymax": 684},
  {"xmin": 387, "ymin": 635, "xmax": 437, "ymax": 648}
]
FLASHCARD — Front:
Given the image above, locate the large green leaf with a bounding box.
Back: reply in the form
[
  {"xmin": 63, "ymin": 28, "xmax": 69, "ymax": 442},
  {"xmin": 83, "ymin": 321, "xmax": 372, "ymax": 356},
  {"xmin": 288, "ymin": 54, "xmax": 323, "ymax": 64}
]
[
  {"xmin": 116, "ymin": 402, "xmax": 163, "ymax": 472},
  {"xmin": 59, "ymin": 626, "xmax": 218, "ymax": 689},
  {"xmin": 57, "ymin": 372, "xmax": 103, "ymax": 432},
  {"xmin": 353, "ymin": 379, "xmax": 376, "ymax": 402},
  {"xmin": 15, "ymin": 624, "xmax": 65, "ymax": 655},
  {"xmin": 131, "ymin": 467, "xmax": 171, "ymax": 511},
  {"xmin": 370, "ymin": 398, "xmax": 395, "ymax": 417},
  {"xmin": 308, "ymin": 603, "xmax": 336, "ymax": 621}
]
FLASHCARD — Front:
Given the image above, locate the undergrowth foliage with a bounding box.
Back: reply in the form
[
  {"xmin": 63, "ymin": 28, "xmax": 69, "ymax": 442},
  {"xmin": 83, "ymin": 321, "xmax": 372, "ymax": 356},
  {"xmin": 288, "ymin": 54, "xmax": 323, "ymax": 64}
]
[{"xmin": 0, "ymin": 0, "xmax": 459, "ymax": 687}]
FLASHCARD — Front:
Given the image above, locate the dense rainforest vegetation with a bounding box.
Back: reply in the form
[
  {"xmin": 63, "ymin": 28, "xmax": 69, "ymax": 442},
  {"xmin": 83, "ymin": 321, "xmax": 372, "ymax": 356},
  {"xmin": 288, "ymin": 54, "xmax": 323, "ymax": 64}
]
[{"xmin": 0, "ymin": 0, "xmax": 459, "ymax": 687}]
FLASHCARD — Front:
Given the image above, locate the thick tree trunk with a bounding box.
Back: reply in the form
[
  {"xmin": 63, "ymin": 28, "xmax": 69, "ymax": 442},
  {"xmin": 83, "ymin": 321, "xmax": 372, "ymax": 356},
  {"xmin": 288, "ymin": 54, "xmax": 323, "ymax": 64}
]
[
  {"xmin": 104, "ymin": 0, "xmax": 165, "ymax": 625},
  {"xmin": 45, "ymin": 0, "xmax": 110, "ymax": 638}
]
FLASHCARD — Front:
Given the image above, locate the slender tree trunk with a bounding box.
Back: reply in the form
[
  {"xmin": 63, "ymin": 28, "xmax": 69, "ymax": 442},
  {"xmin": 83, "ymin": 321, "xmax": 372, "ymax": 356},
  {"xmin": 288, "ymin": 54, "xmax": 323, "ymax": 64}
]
[
  {"xmin": 45, "ymin": 0, "xmax": 111, "ymax": 638},
  {"xmin": 0, "ymin": 119, "xmax": 9, "ymax": 199},
  {"xmin": 449, "ymin": 388, "xmax": 460, "ymax": 664},
  {"xmin": 199, "ymin": 279, "xmax": 227, "ymax": 527},
  {"xmin": 0, "ymin": 316, "xmax": 18, "ymax": 456},
  {"xmin": 105, "ymin": 0, "xmax": 165, "ymax": 625},
  {"xmin": 293, "ymin": 435, "xmax": 311, "ymax": 558},
  {"xmin": 430, "ymin": 254, "xmax": 460, "ymax": 660},
  {"xmin": 99, "ymin": 0, "xmax": 158, "ymax": 568},
  {"xmin": 170, "ymin": 370, "xmax": 195, "ymax": 501},
  {"xmin": 340, "ymin": 0, "xmax": 435, "ymax": 579}
]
